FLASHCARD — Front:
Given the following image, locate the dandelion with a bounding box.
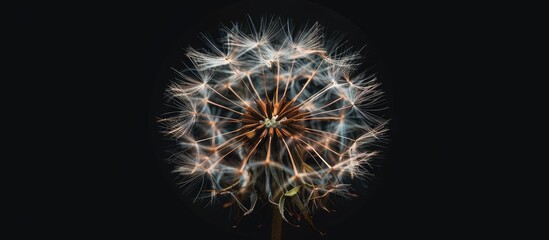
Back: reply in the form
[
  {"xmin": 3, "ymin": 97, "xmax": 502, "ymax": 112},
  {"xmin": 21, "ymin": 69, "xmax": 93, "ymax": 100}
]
[{"xmin": 160, "ymin": 17, "xmax": 388, "ymax": 237}]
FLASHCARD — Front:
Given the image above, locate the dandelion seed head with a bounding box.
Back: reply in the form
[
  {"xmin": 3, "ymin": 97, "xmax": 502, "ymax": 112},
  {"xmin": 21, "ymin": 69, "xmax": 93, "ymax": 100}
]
[{"xmin": 161, "ymin": 17, "xmax": 388, "ymax": 225}]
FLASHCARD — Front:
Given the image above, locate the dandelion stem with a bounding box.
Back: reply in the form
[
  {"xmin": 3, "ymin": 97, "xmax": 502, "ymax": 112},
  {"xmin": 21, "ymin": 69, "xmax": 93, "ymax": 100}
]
[{"xmin": 272, "ymin": 206, "xmax": 282, "ymax": 240}]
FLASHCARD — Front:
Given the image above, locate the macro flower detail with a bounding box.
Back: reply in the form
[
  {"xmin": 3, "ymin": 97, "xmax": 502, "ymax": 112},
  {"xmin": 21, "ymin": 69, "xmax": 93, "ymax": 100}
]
[{"xmin": 161, "ymin": 18, "xmax": 387, "ymax": 226}]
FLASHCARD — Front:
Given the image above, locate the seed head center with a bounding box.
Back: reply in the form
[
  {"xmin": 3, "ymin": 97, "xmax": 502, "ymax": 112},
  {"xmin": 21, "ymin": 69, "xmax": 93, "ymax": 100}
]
[{"xmin": 261, "ymin": 115, "xmax": 287, "ymax": 129}]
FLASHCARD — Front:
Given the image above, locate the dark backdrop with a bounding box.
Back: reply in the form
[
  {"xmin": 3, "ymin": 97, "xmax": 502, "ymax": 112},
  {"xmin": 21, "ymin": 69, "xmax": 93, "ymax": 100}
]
[{"xmin": 10, "ymin": 1, "xmax": 514, "ymax": 239}]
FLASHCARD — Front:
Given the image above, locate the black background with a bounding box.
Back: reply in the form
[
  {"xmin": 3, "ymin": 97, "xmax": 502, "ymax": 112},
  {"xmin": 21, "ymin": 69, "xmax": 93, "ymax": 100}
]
[{"xmin": 10, "ymin": 1, "xmax": 526, "ymax": 239}]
